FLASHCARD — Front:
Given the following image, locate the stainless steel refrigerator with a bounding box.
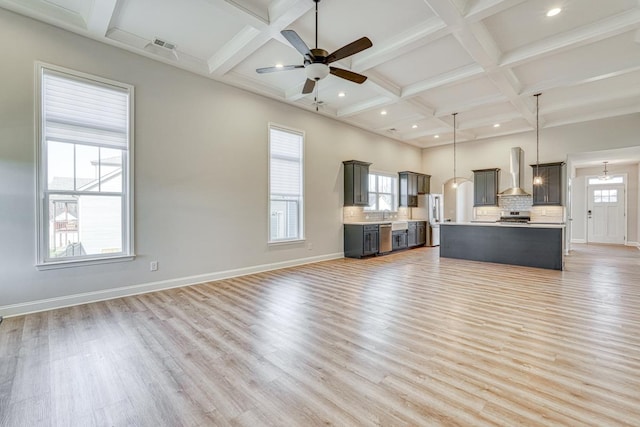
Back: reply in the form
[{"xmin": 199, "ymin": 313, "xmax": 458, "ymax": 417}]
[{"xmin": 413, "ymin": 194, "xmax": 443, "ymax": 246}]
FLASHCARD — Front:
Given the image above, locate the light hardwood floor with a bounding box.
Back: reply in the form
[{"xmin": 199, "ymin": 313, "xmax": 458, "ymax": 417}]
[{"xmin": 1, "ymin": 244, "xmax": 640, "ymax": 426}]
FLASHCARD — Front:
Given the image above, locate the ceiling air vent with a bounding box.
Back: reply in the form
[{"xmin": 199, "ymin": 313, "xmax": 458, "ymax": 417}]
[
  {"xmin": 152, "ymin": 37, "xmax": 176, "ymax": 51},
  {"xmin": 144, "ymin": 37, "xmax": 179, "ymax": 60}
]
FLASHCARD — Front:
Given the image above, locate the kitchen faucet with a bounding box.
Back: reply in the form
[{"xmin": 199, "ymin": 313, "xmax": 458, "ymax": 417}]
[{"xmin": 383, "ymin": 209, "xmax": 390, "ymax": 220}]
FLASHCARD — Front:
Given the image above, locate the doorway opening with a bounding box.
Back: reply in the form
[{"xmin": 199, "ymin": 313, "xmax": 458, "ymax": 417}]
[{"xmin": 586, "ymin": 175, "xmax": 627, "ymax": 245}]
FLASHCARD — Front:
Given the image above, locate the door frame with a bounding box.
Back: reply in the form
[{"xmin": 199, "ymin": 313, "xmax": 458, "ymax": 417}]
[{"xmin": 584, "ymin": 173, "xmax": 628, "ymax": 245}]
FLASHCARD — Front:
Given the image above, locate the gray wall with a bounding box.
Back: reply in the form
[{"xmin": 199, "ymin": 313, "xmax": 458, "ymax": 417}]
[
  {"xmin": 422, "ymin": 115, "xmax": 640, "ymax": 243},
  {"xmin": 0, "ymin": 9, "xmax": 422, "ymax": 312}
]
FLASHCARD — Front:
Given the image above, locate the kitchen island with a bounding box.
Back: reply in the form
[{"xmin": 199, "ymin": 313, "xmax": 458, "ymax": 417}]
[{"xmin": 440, "ymin": 222, "xmax": 565, "ymax": 270}]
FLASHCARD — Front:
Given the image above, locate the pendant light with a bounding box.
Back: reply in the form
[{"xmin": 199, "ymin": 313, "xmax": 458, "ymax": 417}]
[
  {"xmin": 599, "ymin": 161, "xmax": 612, "ymax": 180},
  {"xmin": 533, "ymin": 93, "xmax": 543, "ymax": 186},
  {"xmin": 452, "ymin": 112, "xmax": 458, "ymax": 189}
]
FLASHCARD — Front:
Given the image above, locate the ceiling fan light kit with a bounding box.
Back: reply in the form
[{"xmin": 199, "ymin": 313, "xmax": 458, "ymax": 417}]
[
  {"xmin": 256, "ymin": 0, "xmax": 372, "ymax": 96},
  {"xmin": 306, "ymin": 62, "xmax": 330, "ymax": 81}
]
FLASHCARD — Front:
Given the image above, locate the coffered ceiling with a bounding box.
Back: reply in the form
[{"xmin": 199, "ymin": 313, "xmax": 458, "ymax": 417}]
[{"xmin": 3, "ymin": 0, "xmax": 640, "ymax": 148}]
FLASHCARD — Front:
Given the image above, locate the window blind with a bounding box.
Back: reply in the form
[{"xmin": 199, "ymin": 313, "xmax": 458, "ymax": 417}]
[
  {"xmin": 43, "ymin": 70, "xmax": 129, "ymax": 149},
  {"xmin": 270, "ymin": 127, "xmax": 302, "ymax": 197}
]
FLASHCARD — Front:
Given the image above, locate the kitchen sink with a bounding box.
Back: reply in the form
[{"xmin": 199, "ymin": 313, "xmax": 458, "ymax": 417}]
[{"xmin": 391, "ymin": 221, "xmax": 408, "ymax": 231}]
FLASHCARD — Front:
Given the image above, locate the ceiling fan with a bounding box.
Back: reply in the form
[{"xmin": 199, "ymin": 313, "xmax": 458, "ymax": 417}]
[{"xmin": 256, "ymin": 0, "xmax": 372, "ymax": 95}]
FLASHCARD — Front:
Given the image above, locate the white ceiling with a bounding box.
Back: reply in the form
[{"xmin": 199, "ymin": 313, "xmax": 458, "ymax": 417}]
[{"xmin": 3, "ymin": 0, "xmax": 640, "ymax": 148}]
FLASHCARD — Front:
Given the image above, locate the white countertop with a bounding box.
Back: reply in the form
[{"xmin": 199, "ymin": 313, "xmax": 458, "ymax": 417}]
[
  {"xmin": 442, "ymin": 221, "xmax": 566, "ymax": 229},
  {"xmin": 344, "ymin": 219, "xmax": 428, "ymax": 225},
  {"xmin": 344, "ymin": 221, "xmax": 391, "ymax": 225}
]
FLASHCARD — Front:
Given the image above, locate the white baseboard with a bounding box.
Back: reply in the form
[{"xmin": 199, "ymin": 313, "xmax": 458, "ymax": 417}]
[
  {"xmin": 0, "ymin": 252, "xmax": 344, "ymax": 318},
  {"xmin": 572, "ymin": 239, "xmax": 638, "ymax": 248}
]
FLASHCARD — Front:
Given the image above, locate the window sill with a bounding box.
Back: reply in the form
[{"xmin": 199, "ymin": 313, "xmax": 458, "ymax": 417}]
[
  {"xmin": 36, "ymin": 254, "xmax": 136, "ymax": 271},
  {"xmin": 268, "ymin": 239, "xmax": 305, "ymax": 247}
]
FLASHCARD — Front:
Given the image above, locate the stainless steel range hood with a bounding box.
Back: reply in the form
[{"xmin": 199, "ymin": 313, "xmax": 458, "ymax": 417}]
[{"xmin": 499, "ymin": 147, "xmax": 530, "ymax": 196}]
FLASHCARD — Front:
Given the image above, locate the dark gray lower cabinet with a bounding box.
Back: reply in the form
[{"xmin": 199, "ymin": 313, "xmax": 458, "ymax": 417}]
[
  {"xmin": 408, "ymin": 221, "xmax": 427, "ymax": 248},
  {"xmin": 408, "ymin": 222, "xmax": 417, "ymax": 247},
  {"xmin": 416, "ymin": 221, "xmax": 427, "ymax": 246},
  {"xmin": 392, "ymin": 230, "xmax": 408, "ymax": 251},
  {"xmin": 344, "ymin": 224, "xmax": 379, "ymax": 258}
]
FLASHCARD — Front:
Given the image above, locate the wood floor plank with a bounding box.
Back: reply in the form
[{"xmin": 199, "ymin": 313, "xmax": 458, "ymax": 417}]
[{"xmin": 1, "ymin": 243, "xmax": 639, "ymax": 426}]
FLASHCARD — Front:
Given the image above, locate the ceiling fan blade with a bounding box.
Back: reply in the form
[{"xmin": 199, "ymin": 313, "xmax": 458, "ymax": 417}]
[
  {"xmin": 256, "ymin": 65, "xmax": 304, "ymax": 74},
  {"xmin": 329, "ymin": 67, "xmax": 368, "ymax": 84},
  {"xmin": 326, "ymin": 37, "xmax": 373, "ymax": 64},
  {"xmin": 302, "ymin": 79, "xmax": 316, "ymax": 94},
  {"xmin": 281, "ymin": 30, "xmax": 314, "ymax": 59}
]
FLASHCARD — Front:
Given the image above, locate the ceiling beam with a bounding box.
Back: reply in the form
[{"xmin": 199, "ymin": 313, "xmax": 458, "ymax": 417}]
[
  {"xmin": 434, "ymin": 93, "xmax": 507, "ymax": 116},
  {"xmin": 465, "ymin": 0, "xmax": 526, "ymax": 22},
  {"xmin": 207, "ymin": 0, "xmax": 313, "ymax": 77},
  {"xmin": 539, "ymin": 86, "xmax": 640, "ymax": 115},
  {"xmin": 501, "ymin": 9, "xmax": 640, "ymax": 67},
  {"xmin": 336, "ymin": 97, "xmax": 394, "ymax": 118},
  {"xmin": 201, "ymin": 0, "xmax": 268, "ymax": 28},
  {"xmin": 426, "ymin": 0, "xmax": 538, "ymax": 128},
  {"xmin": 522, "ymin": 65, "xmax": 640, "ymax": 96},
  {"xmin": 351, "ymin": 18, "xmax": 449, "ymax": 72},
  {"xmin": 207, "ymin": 26, "xmax": 262, "ymax": 75},
  {"xmin": 401, "ymin": 63, "xmax": 484, "ymax": 98},
  {"xmin": 546, "ymin": 104, "xmax": 640, "ymax": 129},
  {"xmin": 86, "ymin": 0, "xmax": 119, "ymax": 37},
  {"xmin": 455, "ymin": 111, "xmax": 523, "ymax": 130}
]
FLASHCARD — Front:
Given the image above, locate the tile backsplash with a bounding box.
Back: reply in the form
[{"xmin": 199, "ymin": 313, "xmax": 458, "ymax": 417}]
[
  {"xmin": 472, "ymin": 195, "xmax": 565, "ymax": 223},
  {"xmin": 474, "ymin": 206, "xmax": 501, "ymax": 221},
  {"xmin": 343, "ymin": 207, "xmax": 410, "ymax": 223},
  {"xmin": 530, "ymin": 206, "xmax": 565, "ymax": 223},
  {"xmin": 499, "ymin": 195, "xmax": 533, "ymax": 211}
]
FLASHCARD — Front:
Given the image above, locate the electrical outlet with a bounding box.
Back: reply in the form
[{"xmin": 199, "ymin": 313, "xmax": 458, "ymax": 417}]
[
  {"xmin": 307, "ymin": 242, "xmax": 313, "ymax": 250},
  {"xmin": 150, "ymin": 261, "xmax": 158, "ymax": 271}
]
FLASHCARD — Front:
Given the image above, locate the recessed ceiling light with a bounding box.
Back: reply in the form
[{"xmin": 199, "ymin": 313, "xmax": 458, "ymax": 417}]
[
  {"xmin": 338, "ymin": 91, "xmax": 346, "ymax": 97},
  {"xmin": 546, "ymin": 7, "xmax": 561, "ymax": 17},
  {"xmin": 381, "ymin": 110, "xmax": 387, "ymax": 115},
  {"xmin": 494, "ymin": 123, "xmax": 500, "ymax": 128},
  {"xmin": 275, "ymin": 63, "xmax": 283, "ymax": 68},
  {"xmin": 412, "ymin": 124, "xmax": 418, "ymax": 129},
  {"xmin": 434, "ymin": 135, "xmax": 440, "ymax": 138}
]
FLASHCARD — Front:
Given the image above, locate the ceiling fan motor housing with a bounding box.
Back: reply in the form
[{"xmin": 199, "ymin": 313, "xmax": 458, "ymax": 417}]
[{"xmin": 306, "ymin": 48, "xmax": 330, "ymax": 80}]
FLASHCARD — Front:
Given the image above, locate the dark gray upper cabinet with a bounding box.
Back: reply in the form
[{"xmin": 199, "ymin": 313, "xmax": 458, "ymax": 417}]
[
  {"xmin": 473, "ymin": 169, "xmax": 499, "ymax": 206},
  {"xmin": 343, "ymin": 160, "xmax": 371, "ymax": 206},
  {"xmin": 531, "ymin": 162, "xmax": 564, "ymax": 205},
  {"xmin": 399, "ymin": 172, "xmax": 430, "ymax": 207},
  {"xmin": 417, "ymin": 174, "xmax": 431, "ymax": 194}
]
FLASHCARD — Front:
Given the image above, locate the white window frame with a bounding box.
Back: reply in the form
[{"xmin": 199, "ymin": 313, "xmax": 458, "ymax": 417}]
[
  {"xmin": 268, "ymin": 123, "xmax": 304, "ymax": 244},
  {"xmin": 365, "ymin": 171, "xmax": 398, "ymax": 211},
  {"xmin": 35, "ymin": 63, "xmax": 135, "ymax": 269},
  {"xmin": 588, "ymin": 175, "xmax": 624, "ymax": 185}
]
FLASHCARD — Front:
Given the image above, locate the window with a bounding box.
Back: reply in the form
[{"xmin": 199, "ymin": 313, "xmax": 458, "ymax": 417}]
[
  {"xmin": 37, "ymin": 64, "xmax": 134, "ymax": 267},
  {"xmin": 269, "ymin": 124, "xmax": 304, "ymax": 243},
  {"xmin": 588, "ymin": 176, "xmax": 624, "ymax": 185},
  {"xmin": 365, "ymin": 172, "xmax": 397, "ymax": 211},
  {"xmin": 593, "ymin": 189, "xmax": 618, "ymax": 204}
]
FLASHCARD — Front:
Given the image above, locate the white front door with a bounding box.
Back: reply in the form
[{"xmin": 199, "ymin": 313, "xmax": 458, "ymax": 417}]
[{"xmin": 587, "ymin": 184, "xmax": 625, "ymax": 244}]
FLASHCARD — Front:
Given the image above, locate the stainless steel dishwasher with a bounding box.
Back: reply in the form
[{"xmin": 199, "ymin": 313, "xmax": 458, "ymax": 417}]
[{"xmin": 379, "ymin": 223, "xmax": 392, "ymax": 253}]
